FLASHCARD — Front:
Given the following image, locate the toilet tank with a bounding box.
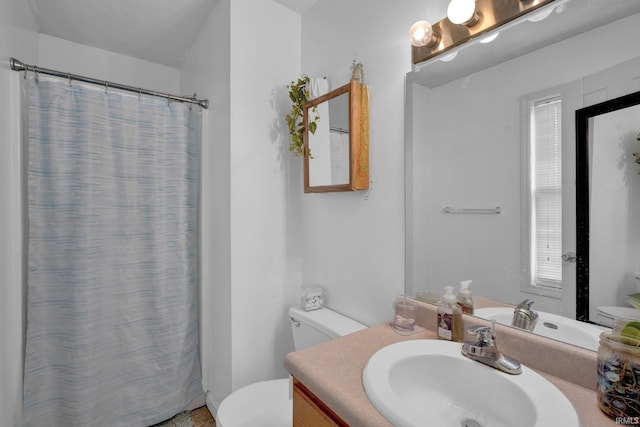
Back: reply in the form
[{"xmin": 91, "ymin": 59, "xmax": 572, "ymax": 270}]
[{"xmin": 289, "ymin": 306, "xmax": 366, "ymax": 351}]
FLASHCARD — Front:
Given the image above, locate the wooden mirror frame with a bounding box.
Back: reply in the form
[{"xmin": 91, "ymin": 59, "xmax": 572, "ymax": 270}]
[
  {"xmin": 303, "ymin": 80, "xmax": 369, "ymax": 193},
  {"xmin": 575, "ymin": 89, "xmax": 640, "ymax": 322}
]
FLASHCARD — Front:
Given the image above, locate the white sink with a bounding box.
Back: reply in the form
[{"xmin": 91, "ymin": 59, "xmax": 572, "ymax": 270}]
[
  {"xmin": 363, "ymin": 340, "xmax": 581, "ymax": 427},
  {"xmin": 474, "ymin": 307, "xmax": 608, "ymax": 351}
]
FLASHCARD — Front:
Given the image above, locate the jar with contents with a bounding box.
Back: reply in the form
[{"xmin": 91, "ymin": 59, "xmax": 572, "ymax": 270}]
[{"xmin": 597, "ymin": 332, "xmax": 640, "ymax": 419}]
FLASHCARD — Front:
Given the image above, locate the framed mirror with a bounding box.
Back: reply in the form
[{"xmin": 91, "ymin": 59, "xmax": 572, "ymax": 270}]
[
  {"xmin": 404, "ymin": 0, "xmax": 640, "ymax": 351},
  {"xmin": 303, "ymin": 81, "xmax": 369, "ymax": 193},
  {"xmin": 576, "ymin": 90, "xmax": 640, "ymax": 323}
]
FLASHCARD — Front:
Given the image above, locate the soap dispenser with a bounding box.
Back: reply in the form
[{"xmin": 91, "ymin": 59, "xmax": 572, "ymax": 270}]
[
  {"xmin": 437, "ymin": 286, "xmax": 462, "ymax": 341},
  {"xmin": 457, "ymin": 280, "xmax": 474, "ymax": 315}
]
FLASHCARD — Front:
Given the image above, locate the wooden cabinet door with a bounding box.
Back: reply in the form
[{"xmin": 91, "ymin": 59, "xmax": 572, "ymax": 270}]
[{"xmin": 292, "ymin": 378, "xmax": 348, "ymax": 427}]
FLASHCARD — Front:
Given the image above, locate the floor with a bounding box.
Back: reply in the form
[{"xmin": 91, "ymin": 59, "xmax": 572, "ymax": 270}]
[
  {"xmin": 190, "ymin": 406, "xmax": 216, "ymax": 427},
  {"xmin": 152, "ymin": 406, "xmax": 216, "ymax": 427}
]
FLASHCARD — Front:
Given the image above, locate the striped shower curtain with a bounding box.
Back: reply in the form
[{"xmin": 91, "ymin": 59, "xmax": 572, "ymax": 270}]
[{"xmin": 23, "ymin": 75, "xmax": 202, "ymax": 427}]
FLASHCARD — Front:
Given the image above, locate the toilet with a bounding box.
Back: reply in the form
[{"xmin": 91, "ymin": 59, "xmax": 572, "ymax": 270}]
[
  {"xmin": 215, "ymin": 306, "xmax": 366, "ymax": 427},
  {"xmin": 596, "ymin": 273, "xmax": 640, "ymax": 327}
]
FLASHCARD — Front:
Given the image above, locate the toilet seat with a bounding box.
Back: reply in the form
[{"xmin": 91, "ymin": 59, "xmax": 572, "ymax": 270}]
[
  {"xmin": 216, "ymin": 378, "xmax": 292, "ymax": 427},
  {"xmin": 596, "ymin": 306, "xmax": 640, "ymax": 327}
]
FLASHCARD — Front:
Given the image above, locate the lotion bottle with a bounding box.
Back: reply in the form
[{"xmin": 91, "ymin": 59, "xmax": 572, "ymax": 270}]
[
  {"xmin": 437, "ymin": 286, "xmax": 462, "ymax": 341},
  {"xmin": 457, "ymin": 280, "xmax": 474, "ymax": 315}
]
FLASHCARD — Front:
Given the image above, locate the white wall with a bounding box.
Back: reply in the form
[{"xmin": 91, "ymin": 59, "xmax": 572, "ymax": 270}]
[
  {"xmin": 0, "ymin": 1, "xmax": 38, "ymax": 425},
  {"xmin": 181, "ymin": 0, "xmax": 302, "ymax": 411},
  {"xmin": 299, "ymin": 0, "xmax": 435, "ymax": 327},
  {"xmin": 228, "ymin": 0, "xmax": 302, "ymax": 392},
  {"xmin": 180, "ymin": 0, "xmax": 233, "ymax": 413},
  {"xmin": 408, "ymin": 14, "xmax": 640, "ymax": 315},
  {"xmin": 37, "ymin": 35, "xmax": 180, "ymax": 93}
]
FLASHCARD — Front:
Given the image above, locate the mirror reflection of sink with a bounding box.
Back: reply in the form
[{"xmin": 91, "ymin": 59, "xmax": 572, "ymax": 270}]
[
  {"xmin": 474, "ymin": 307, "xmax": 608, "ymax": 352},
  {"xmin": 363, "ymin": 340, "xmax": 582, "ymax": 427}
]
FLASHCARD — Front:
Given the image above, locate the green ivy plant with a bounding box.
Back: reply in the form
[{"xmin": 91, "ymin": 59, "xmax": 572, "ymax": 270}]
[{"xmin": 286, "ymin": 75, "xmax": 319, "ymax": 157}]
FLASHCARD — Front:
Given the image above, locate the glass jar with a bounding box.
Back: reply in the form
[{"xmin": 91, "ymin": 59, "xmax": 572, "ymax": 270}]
[
  {"xmin": 597, "ymin": 332, "xmax": 640, "ymax": 419},
  {"xmin": 300, "ymin": 285, "xmax": 324, "ymax": 311},
  {"xmin": 392, "ymin": 295, "xmax": 417, "ymax": 332}
]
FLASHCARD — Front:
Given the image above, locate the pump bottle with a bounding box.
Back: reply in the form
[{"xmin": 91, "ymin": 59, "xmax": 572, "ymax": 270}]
[
  {"xmin": 437, "ymin": 286, "xmax": 462, "ymax": 341},
  {"xmin": 457, "ymin": 280, "xmax": 474, "ymax": 315}
]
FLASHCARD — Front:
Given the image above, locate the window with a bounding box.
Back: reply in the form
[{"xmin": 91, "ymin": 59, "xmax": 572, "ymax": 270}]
[{"xmin": 524, "ymin": 95, "xmax": 562, "ymax": 291}]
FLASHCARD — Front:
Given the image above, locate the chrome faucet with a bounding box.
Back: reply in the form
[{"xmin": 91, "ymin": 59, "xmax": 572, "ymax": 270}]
[
  {"xmin": 512, "ymin": 299, "xmax": 538, "ymax": 331},
  {"xmin": 461, "ymin": 321, "xmax": 522, "ymax": 375}
]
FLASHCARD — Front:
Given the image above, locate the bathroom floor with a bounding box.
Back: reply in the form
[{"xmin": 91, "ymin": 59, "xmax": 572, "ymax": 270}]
[
  {"xmin": 153, "ymin": 406, "xmax": 215, "ymax": 427},
  {"xmin": 190, "ymin": 406, "xmax": 216, "ymax": 426}
]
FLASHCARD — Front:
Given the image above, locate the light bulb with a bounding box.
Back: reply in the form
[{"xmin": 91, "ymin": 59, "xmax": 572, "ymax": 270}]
[
  {"xmin": 447, "ymin": 0, "xmax": 478, "ymax": 26},
  {"xmin": 409, "ymin": 20, "xmax": 437, "ymax": 47},
  {"xmin": 439, "ymin": 51, "xmax": 458, "ymax": 62},
  {"xmin": 527, "ymin": 6, "xmax": 554, "ymax": 22},
  {"xmin": 479, "ymin": 32, "xmax": 499, "ymax": 44}
]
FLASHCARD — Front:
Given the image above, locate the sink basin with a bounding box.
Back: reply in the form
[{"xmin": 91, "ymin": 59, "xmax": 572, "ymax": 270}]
[
  {"xmin": 474, "ymin": 307, "xmax": 608, "ymax": 351},
  {"xmin": 363, "ymin": 339, "xmax": 581, "ymax": 427}
]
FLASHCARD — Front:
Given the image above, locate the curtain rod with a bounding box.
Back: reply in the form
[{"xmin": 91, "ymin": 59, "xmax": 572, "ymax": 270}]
[{"xmin": 10, "ymin": 57, "xmax": 209, "ymax": 109}]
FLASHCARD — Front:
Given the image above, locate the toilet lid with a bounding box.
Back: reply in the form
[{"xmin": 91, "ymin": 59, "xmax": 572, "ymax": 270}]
[
  {"xmin": 597, "ymin": 306, "xmax": 640, "ymax": 320},
  {"xmin": 217, "ymin": 378, "xmax": 292, "ymax": 427}
]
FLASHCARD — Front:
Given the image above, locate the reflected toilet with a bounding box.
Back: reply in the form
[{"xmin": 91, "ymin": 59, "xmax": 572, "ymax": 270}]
[
  {"xmin": 596, "ymin": 273, "xmax": 640, "ymax": 327},
  {"xmin": 215, "ymin": 306, "xmax": 366, "ymax": 427}
]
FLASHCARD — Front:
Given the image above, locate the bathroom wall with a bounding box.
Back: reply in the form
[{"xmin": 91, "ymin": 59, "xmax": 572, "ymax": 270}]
[
  {"xmin": 36, "ymin": 36, "xmax": 180, "ymax": 93},
  {"xmin": 180, "ymin": 0, "xmax": 233, "ymax": 412},
  {"xmin": 408, "ymin": 14, "xmax": 640, "ymax": 316},
  {"xmin": 0, "ymin": 1, "xmax": 37, "ymax": 425},
  {"xmin": 299, "ymin": 0, "xmax": 441, "ymax": 328},
  {"xmin": 181, "ymin": 0, "xmax": 303, "ymax": 410}
]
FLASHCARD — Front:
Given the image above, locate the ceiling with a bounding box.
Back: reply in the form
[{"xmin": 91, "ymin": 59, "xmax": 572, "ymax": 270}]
[
  {"xmin": 27, "ymin": 0, "xmax": 318, "ymax": 68},
  {"xmin": 273, "ymin": 0, "xmax": 318, "ymax": 14}
]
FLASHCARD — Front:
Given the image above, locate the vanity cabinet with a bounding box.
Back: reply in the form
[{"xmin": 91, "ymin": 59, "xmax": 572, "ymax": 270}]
[{"xmin": 292, "ymin": 377, "xmax": 348, "ymax": 427}]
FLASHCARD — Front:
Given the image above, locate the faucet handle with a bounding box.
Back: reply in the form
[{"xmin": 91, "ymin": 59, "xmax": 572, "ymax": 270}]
[
  {"xmin": 468, "ymin": 321, "xmax": 496, "ymax": 346},
  {"xmin": 515, "ymin": 298, "xmax": 535, "ymax": 310}
]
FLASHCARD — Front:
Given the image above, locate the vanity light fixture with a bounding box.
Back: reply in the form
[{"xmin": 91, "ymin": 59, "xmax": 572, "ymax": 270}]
[
  {"xmin": 409, "ymin": 20, "xmax": 440, "ymax": 48},
  {"xmin": 411, "ymin": 0, "xmax": 558, "ymax": 65},
  {"xmin": 447, "ymin": 0, "xmax": 480, "ymax": 26}
]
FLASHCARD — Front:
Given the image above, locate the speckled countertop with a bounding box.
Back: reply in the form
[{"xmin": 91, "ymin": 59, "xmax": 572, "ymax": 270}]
[{"xmin": 285, "ymin": 321, "xmax": 616, "ymax": 427}]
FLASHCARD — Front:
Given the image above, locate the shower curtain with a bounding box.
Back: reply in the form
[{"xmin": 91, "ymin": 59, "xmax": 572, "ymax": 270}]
[{"xmin": 23, "ymin": 76, "xmax": 202, "ymax": 427}]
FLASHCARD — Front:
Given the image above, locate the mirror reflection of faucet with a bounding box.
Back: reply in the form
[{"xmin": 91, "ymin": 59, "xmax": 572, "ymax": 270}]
[{"xmin": 512, "ymin": 299, "xmax": 538, "ymax": 331}]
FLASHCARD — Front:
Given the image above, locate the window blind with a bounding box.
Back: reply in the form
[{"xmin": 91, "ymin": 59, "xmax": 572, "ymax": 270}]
[{"xmin": 531, "ymin": 97, "xmax": 562, "ymax": 289}]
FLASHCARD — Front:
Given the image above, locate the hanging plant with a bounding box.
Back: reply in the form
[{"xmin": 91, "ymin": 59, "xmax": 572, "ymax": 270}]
[{"xmin": 285, "ymin": 75, "xmax": 319, "ymax": 157}]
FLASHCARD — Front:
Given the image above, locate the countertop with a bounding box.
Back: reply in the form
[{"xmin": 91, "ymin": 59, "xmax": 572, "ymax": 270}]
[{"xmin": 285, "ymin": 322, "xmax": 615, "ymax": 427}]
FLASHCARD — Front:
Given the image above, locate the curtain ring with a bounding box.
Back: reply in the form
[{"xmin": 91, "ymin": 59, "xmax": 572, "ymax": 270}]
[
  {"xmin": 105, "ymin": 81, "xmax": 109, "ymax": 94},
  {"xmin": 68, "ymin": 73, "xmax": 72, "ymax": 87}
]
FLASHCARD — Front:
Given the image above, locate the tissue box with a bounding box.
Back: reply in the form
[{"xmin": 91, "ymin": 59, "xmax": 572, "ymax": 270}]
[{"xmin": 300, "ymin": 286, "xmax": 324, "ymax": 311}]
